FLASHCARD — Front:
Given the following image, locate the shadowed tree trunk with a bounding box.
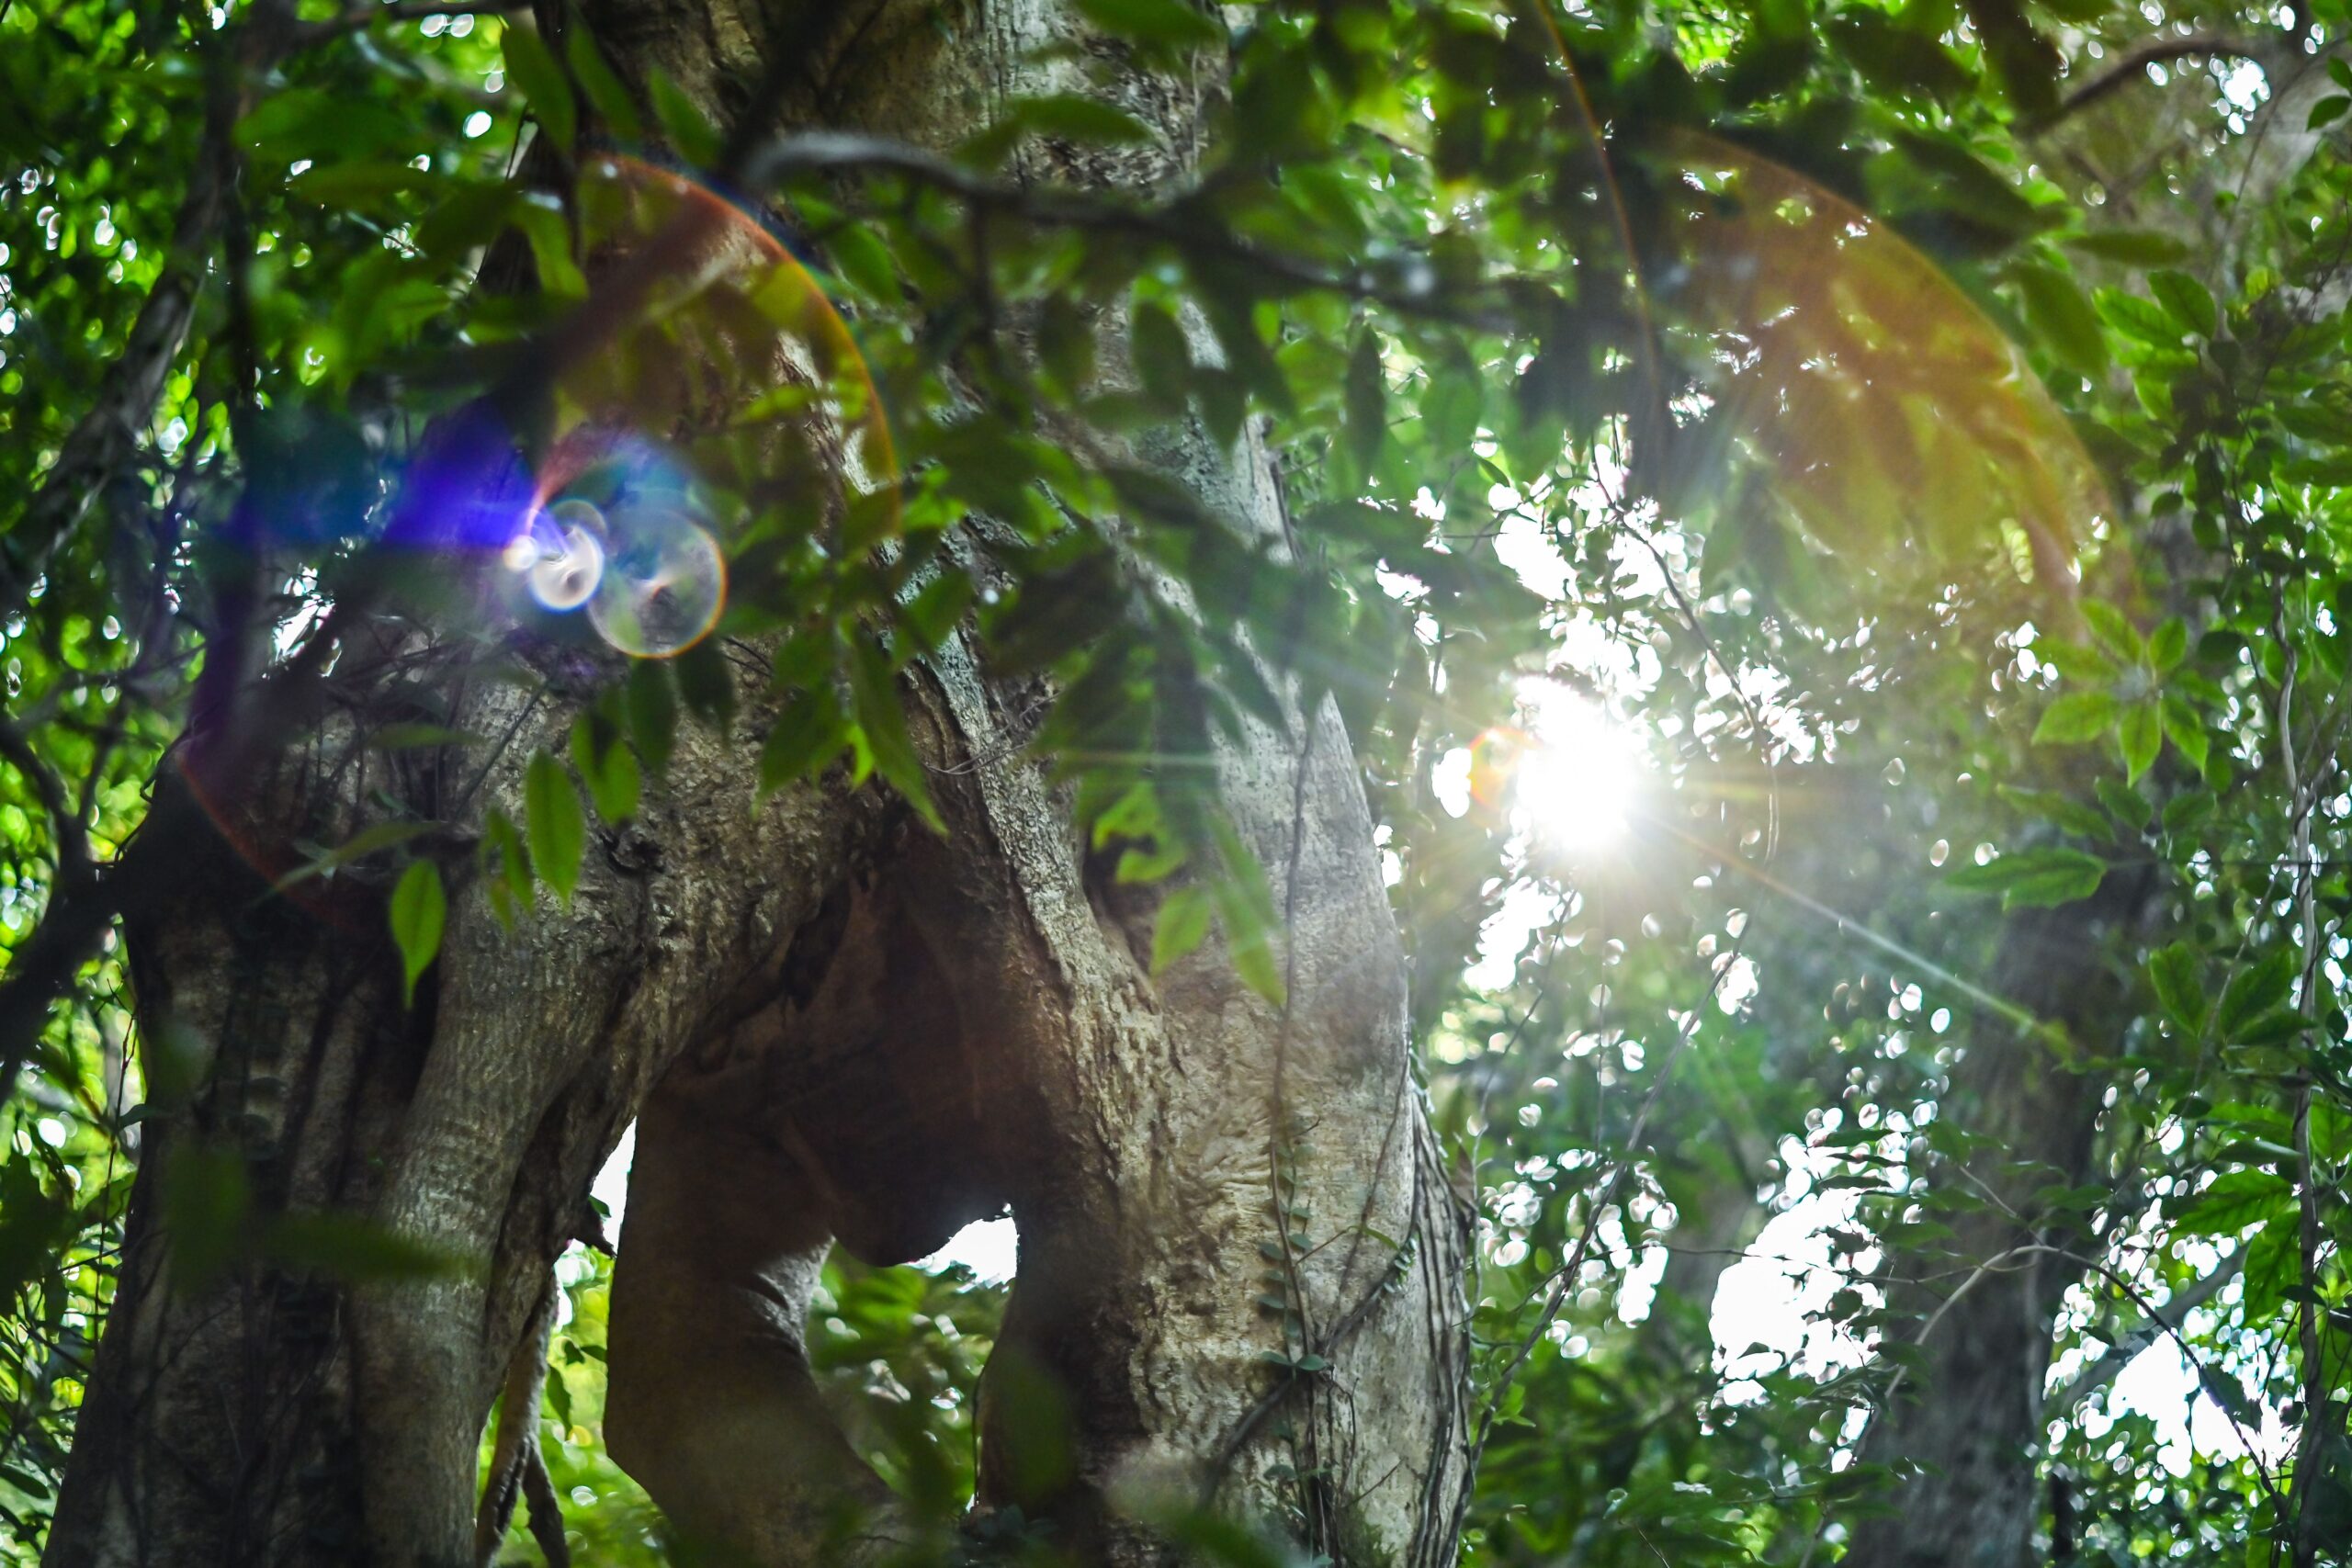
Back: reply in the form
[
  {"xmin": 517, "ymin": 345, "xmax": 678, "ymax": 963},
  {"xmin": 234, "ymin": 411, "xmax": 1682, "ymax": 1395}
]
[
  {"xmin": 1840, "ymin": 871, "xmax": 2159, "ymax": 1568},
  {"xmin": 43, "ymin": 4, "xmax": 1471, "ymax": 1565}
]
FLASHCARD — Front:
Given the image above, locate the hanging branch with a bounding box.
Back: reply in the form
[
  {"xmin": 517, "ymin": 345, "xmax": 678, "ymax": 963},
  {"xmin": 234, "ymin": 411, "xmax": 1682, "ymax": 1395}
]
[
  {"xmin": 0, "ymin": 153, "xmax": 226, "ymax": 626},
  {"xmin": 2045, "ymin": 1249, "xmax": 2245, "ymax": 1421},
  {"xmin": 2029, "ymin": 36, "xmax": 2266, "ymax": 131}
]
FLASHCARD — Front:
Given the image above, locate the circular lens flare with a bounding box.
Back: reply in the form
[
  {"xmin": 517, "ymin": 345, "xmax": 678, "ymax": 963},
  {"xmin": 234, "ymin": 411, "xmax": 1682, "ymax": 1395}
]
[
  {"xmin": 525, "ymin": 499, "xmax": 608, "ymax": 612},
  {"xmin": 588, "ymin": 504, "xmax": 726, "ymax": 658}
]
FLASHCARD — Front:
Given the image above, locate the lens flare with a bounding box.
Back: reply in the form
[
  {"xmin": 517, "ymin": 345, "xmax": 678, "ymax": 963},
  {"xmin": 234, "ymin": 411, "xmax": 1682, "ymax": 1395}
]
[
  {"xmin": 1468, "ymin": 701, "xmax": 1647, "ymax": 853},
  {"xmin": 1513, "ymin": 705, "xmax": 1643, "ymax": 851},
  {"xmin": 198, "ymin": 156, "xmax": 906, "ymax": 917},
  {"xmin": 588, "ymin": 503, "xmax": 726, "ymax": 658},
  {"xmin": 1468, "ymin": 727, "xmax": 1531, "ymax": 812},
  {"xmin": 524, "ymin": 498, "xmax": 609, "ymax": 612}
]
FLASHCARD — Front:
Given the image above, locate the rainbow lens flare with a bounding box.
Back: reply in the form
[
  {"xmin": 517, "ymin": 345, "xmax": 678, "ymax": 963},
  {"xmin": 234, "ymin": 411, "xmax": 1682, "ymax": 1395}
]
[
  {"xmin": 523, "ymin": 498, "xmax": 609, "ymax": 613},
  {"xmin": 587, "ymin": 502, "xmax": 725, "ymax": 658}
]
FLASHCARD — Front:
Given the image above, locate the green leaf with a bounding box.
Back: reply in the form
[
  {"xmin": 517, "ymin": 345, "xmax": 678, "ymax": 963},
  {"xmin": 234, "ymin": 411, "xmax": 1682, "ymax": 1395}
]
[
  {"xmin": 2036, "ymin": 637, "xmax": 2117, "ymax": 683},
  {"xmin": 1072, "ymin": 0, "xmax": 1222, "ymax": 49},
  {"xmin": 2215, "ymin": 949, "xmax": 2296, "ymax": 1039},
  {"xmin": 507, "ymin": 199, "xmax": 587, "ymax": 300},
  {"xmin": 368, "ymin": 723, "xmax": 478, "ymax": 751},
  {"xmin": 1208, "ymin": 824, "xmax": 1285, "ymax": 1005},
  {"xmin": 1130, "ymin": 299, "xmax": 1191, "ymax": 409},
  {"xmin": 1424, "ymin": 354, "xmax": 1483, "ymax": 454},
  {"xmin": 1151, "ymin": 885, "xmax": 1215, "ymax": 975},
  {"xmin": 758, "ymin": 684, "xmax": 849, "ymax": 795},
  {"xmin": 2013, "ymin": 260, "xmax": 2107, "ymax": 376},
  {"xmin": 2147, "ymin": 616, "xmax": 2188, "ymax": 673},
  {"xmin": 2161, "ymin": 787, "xmax": 2215, "ymax": 833},
  {"xmin": 1346, "ymin": 327, "xmax": 1387, "ymax": 474},
  {"xmin": 673, "ymin": 637, "xmax": 737, "ymax": 732},
  {"xmin": 264, "ymin": 1213, "xmax": 475, "ymax": 1281},
  {"xmin": 848, "ymin": 640, "xmax": 943, "ymax": 831},
  {"xmin": 2235, "ymin": 1007, "xmax": 2309, "ymax": 1046},
  {"xmin": 2149, "ymin": 942, "xmax": 2205, "ymax": 1032},
  {"xmin": 480, "ymin": 808, "xmax": 532, "ymax": 932},
  {"xmin": 2167, "ymin": 1169, "xmax": 2290, "ymax": 1235},
  {"xmin": 565, "ymin": 20, "xmax": 645, "ymax": 143},
  {"xmin": 571, "ymin": 714, "xmax": 641, "ymax": 823},
  {"xmin": 648, "ymin": 68, "xmax": 722, "ymax": 167},
  {"xmin": 2096, "ymin": 775, "xmax": 2151, "ymax": 830},
  {"xmin": 2064, "ymin": 229, "xmax": 2190, "ymax": 267},
  {"xmin": 525, "ymin": 750, "xmax": 588, "ymax": 908},
  {"xmin": 503, "ymin": 25, "xmax": 577, "ymax": 156},
  {"xmin": 903, "ymin": 571, "xmax": 975, "ymax": 651},
  {"xmin": 2241, "ymin": 1213, "xmax": 2300, "ymax": 1319},
  {"xmin": 2000, "ymin": 852, "xmax": 2107, "ymax": 910},
  {"xmin": 626, "ymin": 658, "xmax": 678, "ymax": 776},
  {"xmin": 2159, "ymin": 692, "xmax": 2210, "ymax": 773},
  {"xmin": 2119, "ymin": 702, "xmax": 2160, "ymax": 784},
  {"xmin": 1003, "ymin": 93, "xmax": 1156, "ymax": 146},
  {"xmin": 2033, "ymin": 690, "xmax": 2116, "ymax": 745},
  {"xmin": 827, "ymin": 223, "xmax": 899, "ymax": 305},
  {"xmin": 2148, "ymin": 269, "xmax": 2218, "ymax": 338},
  {"xmin": 389, "ymin": 861, "xmax": 447, "ymax": 1007},
  {"xmin": 1948, "ymin": 846, "xmax": 2100, "ymax": 893},
  {"xmin": 2307, "ymin": 94, "xmax": 2350, "ymax": 130},
  {"xmin": 1997, "ymin": 784, "xmax": 2112, "ymax": 841},
  {"xmin": 271, "ymin": 818, "xmax": 435, "ymax": 895},
  {"xmin": 2079, "ymin": 599, "xmax": 2143, "ymax": 664},
  {"xmin": 547, "ymin": 1364, "xmax": 574, "ymax": 1429}
]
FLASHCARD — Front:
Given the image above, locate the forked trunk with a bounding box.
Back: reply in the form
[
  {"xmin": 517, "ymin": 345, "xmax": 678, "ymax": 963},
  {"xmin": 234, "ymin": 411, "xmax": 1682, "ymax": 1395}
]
[{"xmin": 45, "ymin": 4, "xmax": 1471, "ymax": 1565}]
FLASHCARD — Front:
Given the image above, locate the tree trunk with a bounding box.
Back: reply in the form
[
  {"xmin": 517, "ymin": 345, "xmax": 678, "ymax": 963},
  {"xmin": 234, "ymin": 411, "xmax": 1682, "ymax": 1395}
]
[
  {"xmin": 45, "ymin": 4, "xmax": 1471, "ymax": 1566},
  {"xmin": 1840, "ymin": 871, "xmax": 2158, "ymax": 1568}
]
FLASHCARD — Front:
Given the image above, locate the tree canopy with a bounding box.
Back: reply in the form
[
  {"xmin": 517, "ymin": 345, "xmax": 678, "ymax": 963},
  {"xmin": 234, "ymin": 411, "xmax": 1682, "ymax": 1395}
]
[{"xmin": 1, "ymin": 0, "xmax": 2349, "ymax": 1562}]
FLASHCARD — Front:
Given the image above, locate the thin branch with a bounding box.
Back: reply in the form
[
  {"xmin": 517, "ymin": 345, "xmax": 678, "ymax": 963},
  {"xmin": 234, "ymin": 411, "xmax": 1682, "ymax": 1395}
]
[
  {"xmin": 2047, "ymin": 1249, "xmax": 2245, "ymax": 1420},
  {"xmin": 2030, "ymin": 36, "xmax": 2266, "ymax": 131},
  {"xmin": 746, "ymin": 131, "xmax": 1520, "ymax": 333},
  {"xmin": 0, "ymin": 144, "xmax": 229, "ymax": 626},
  {"xmin": 0, "ymin": 718, "xmax": 90, "ymax": 888},
  {"xmin": 2273, "ymin": 589, "xmax": 2331, "ymax": 1567},
  {"xmin": 287, "ymin": 0, "xmax": 531, "ymax": 47},
  {"xmin": 1460, "ymin": 953, "xmax": 1736, "ymax": 1486}
]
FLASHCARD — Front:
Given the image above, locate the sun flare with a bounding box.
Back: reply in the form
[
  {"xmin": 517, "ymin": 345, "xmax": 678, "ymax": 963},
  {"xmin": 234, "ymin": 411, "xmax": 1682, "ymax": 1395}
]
[{"xmin": 1504, "ymin": 692, "xmax": 1645, "ymax": 851}]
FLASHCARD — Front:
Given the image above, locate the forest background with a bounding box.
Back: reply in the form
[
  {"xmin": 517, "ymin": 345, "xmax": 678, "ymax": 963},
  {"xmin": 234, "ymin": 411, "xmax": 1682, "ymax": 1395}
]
[{"xmin": 0, "ymin": 0, "xmax": 2348, "ymax": 1562}]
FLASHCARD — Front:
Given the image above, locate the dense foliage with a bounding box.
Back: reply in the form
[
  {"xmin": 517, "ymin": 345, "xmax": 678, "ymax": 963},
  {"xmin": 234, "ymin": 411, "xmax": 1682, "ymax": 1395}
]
[{"xmin": 1, "ymin": 0, "xmax": 2348, "ymax": 1562}]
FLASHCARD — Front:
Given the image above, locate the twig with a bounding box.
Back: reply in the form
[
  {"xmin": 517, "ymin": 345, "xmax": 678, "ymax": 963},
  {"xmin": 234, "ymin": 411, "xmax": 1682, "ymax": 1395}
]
[
  {"xmin": 2046, "ymin": 1249, "xmax": 2245, "ymax": 1420},
  {"xmin": 287, "ymin": 0, "xmax": 530, "ymax": 46},
  {"xmin": 0, "ymin": 108, "xmax": 232, "ymax": 625},
  {"xmin": 745, "ymin": 131, "xmax": 1519, "ymax": 333},
  {"xmin": 1459, "ymin": 953, "xmax": 1736, "ymax": 1486},
  {"xmin": 0, "ymin": 718, "xmax": 90, "ymax": 887},
  {"xmin": 2272, "ymin": 590, "xmax": 2330, "ymax": 1567},
  {"xmin": 2029, "ymin": 36, "xmax": 2265, "ymax": 131}
]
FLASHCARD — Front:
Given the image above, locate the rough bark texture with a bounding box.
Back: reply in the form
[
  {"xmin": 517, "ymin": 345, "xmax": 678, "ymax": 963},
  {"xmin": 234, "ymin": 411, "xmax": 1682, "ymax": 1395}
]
[
  {"xmin": 45, "ymin": 4, "xmax": 1471, "ymax": 1566},
  {"xmin": 1840, "ymin": 872, "xmax": 2157, "ymax": 1568}
]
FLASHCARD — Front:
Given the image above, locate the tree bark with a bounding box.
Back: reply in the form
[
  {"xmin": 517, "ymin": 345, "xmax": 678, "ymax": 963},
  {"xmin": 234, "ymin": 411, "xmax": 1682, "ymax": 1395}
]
[
  {"xmin": 1840, "ymin": 871, "xmax": 2158, "ymax": 1568},
  {"xmin": 44, "ymin": 4, "xmax": 1471, "ymax": 1567}
]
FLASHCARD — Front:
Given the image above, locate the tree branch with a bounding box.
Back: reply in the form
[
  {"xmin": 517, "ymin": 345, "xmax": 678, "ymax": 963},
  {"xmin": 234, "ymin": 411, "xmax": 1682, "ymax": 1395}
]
[
  {"xmin": 0, "ymin": 718, "xmax": 90, "ymax": 888},
  {"xmin": 2045, "ymin": 1248, "xmax": 2245, "ymax": 1421},
  {"xmin": 0, "ymin": 159, "xmax": 227, "ymax": 626},
  {"xmin": 746, "ymin": 131, "xmax": 1520, "ymax": 333},
  {"xmin": 287, "ymin": 0, "xmax": 532, "ymax": 48},
  {"xmin": 2030, "ymin": 36, "xmax": 2265, "ymax": 131}
]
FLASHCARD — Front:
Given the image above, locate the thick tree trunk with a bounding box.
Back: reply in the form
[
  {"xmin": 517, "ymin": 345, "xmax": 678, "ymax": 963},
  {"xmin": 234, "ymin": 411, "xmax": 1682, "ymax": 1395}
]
[
  {"xmin": 45, "ymin": 4, "xmax": 1470, "ymax": 1567},
  {"xmin": 1840, "ymin": 872, "xmax": 2157, "ymax": 1568}
]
